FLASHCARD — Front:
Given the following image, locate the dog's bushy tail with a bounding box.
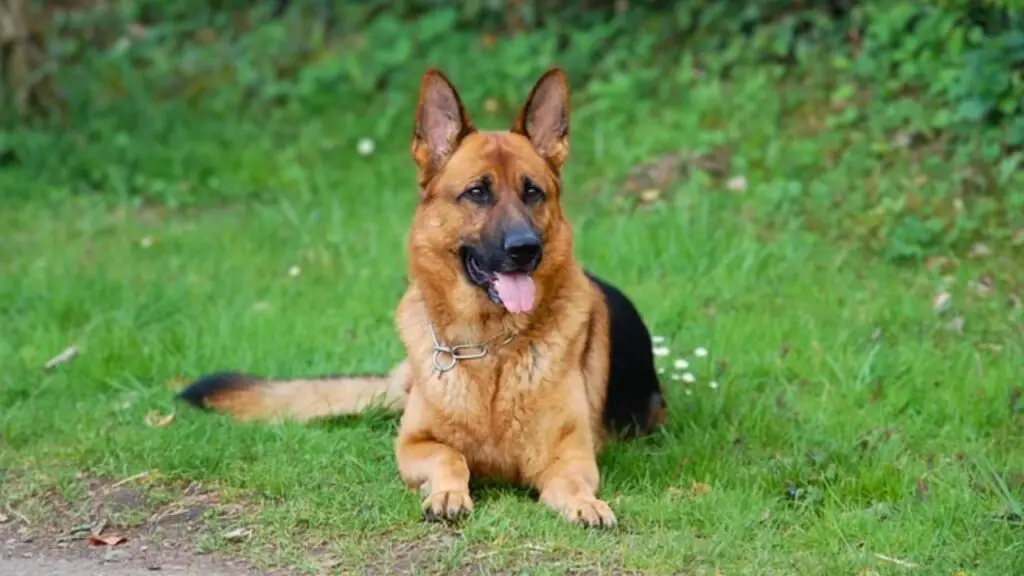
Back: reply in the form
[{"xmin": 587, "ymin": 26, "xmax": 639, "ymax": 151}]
[{"xmin": 176, "ymin": 361, "xmax": 408, "ymax": 423}]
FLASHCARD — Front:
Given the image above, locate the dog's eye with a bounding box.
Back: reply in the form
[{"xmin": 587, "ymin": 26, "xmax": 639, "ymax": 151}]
[
  {"xmin": 523, "ymin": 180, "xmax": 545, "ymax": 204},
  {"xmin": 460, "ymin": 184, "xmax": 493, "ymax": 205}
]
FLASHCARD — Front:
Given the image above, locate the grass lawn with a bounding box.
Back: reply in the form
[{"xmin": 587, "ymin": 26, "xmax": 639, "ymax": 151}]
[{"xmin": 1, "ymin": 62, "xmax": 1022, "ymax": 575}]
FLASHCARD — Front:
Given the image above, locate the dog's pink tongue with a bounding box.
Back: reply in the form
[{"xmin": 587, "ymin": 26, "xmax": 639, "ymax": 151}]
[{"xmin": 493, "ymin": 273, "xmax": 536, "ymax": 314}]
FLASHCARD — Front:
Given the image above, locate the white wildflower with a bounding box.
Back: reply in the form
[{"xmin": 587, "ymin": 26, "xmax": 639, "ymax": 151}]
[
  {"xmin": 357, "ymin": 137, "xmax": 375, "ymax": 156},
  {"xmin": 653, "ymin": 346, "xmax": 669, "ymax": 357},
  {"xmin": 694, "ymin": 346, "xmax": 709, "ymax": 358},
  {"xmin": 652, "ymin": 335, "xmax": 666, "ymax": 344},
  {"xmin": 288, "ymin": 265, "xmax": 301, "ymax": 277},
  {"xmin": 674, "ymin": 358, "xmax": 689, "ymax": 370},
  {"xmin": 140, "ymin": 236, "xmax": 154, "ymax": 248},
  {"xmin": 709, "ymin": 381, "xmax": 719, "ymax": 390},
  {"xmin": 681, "ymin": 372, "xmax": 696, "ymax": 383}
]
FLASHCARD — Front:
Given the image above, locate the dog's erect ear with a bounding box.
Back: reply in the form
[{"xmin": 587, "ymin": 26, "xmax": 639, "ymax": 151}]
[
  {"xmin": 512, "ymin": 68, "xmax": 570, "ymax": 171},
  {"xmin": 412, "ymin": 68, "xmax": 475, "ymax": 188}
]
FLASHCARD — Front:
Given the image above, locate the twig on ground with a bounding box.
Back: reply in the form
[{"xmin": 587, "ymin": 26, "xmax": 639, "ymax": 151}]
[
  {"xmin": 42, "ymin": 345, "xmax": 78, "ymax": 371},
  {"xmin": 107, "ymin": 471, "xmax": 151, "ymax": 490},
  {"xmin": 4, "ymin": 504, "xmax": 29, "ymax": 524},
  {"xmin": 874, "ymin": 553, "xmax": 919, "ymax": 569}
]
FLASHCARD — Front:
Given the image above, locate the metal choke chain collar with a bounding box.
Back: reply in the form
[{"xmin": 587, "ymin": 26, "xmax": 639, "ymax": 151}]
[{"xmin": 428, "ymin": 322, "xmax": 518, "ymax": 373}]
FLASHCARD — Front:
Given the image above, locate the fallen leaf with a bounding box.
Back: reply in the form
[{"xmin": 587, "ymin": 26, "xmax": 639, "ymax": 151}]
[
  {"xmin": 968, "ymin": 243, "xmax": 991, "ymax": 258},
  {"xmin": 924, "ymin": 255, "xmax": 954, "ymax": 273},
  {"xmin": 43, "ymin": 345, "xmax": 79, "ymax": 372},
  {"xmin": 969, "ymin": 275, "xmax": 994, "ymax": 296},
  {"xmin": 726, "ymin": 175, "xmax": 748, "ymax": 192},
  {"xmin": 945, "ymin": 315, "xmax": 964, "ymax": 333},
  {"xmin": 915, "ymin": 477, "xmax": 930, "ymax": 500},
  {"xmin": 932, "ymin": 291, "xmax": 952, "ymax": 314},
  {"xmin": 638, "ymin": 188, "xmax": 662, "ymax": 203},
  {"xmin": 689, "ymin": 481, "xmax": 712, "ymax": 497},
  {"xmin": 163, "ymin": 378, "xmax": 188, "ymax": 391},
  {"xmin": 88, "ymin": 534, "xmax": 127, "ymax": 547},
  {"xmin": 144, "ymin": 410, "xmax": 175, "ymax": 428},
  {"xmin": 221, "ymin": 527, "xmax": 251, "ymax": 542},
  {"xmin": 127, "ymin": 22, "xmax": 148, "ymax": 39}
]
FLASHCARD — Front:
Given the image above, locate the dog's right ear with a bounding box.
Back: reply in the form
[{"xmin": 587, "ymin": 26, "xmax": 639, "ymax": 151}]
[{"xmin": 412, "ymin": 68, "xmax": 475, "ymax": 191}]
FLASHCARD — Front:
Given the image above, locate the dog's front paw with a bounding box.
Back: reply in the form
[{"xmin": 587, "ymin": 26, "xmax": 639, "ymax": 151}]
[
  {"xmin": 422, "ymin": 489, "xmax": 474, "ymax": 523},
  {"xmin": 551, "ymin": 495, "xmax": 617, "ymax": 528}
]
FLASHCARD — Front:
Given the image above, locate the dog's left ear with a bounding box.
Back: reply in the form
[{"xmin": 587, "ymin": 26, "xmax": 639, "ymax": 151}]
[{"xmin": 512, "ymin": 68, "xmax": 570, "ymax": 171}]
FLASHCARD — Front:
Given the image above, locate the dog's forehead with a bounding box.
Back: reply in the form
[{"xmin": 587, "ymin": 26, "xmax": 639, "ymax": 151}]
[{"xmin": 440, "ymin": 132, "xmax": 554, "ymax": 190}]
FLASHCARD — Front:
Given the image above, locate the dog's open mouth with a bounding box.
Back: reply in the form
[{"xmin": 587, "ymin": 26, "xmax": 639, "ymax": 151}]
[{"xmin": 461, "ymin": 249, "xmax": 536, "ymax": 314}]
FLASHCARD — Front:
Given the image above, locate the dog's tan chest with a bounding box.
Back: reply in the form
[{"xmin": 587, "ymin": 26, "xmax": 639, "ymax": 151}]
[{"xmin": 416, "ymin": 358, "xmax": 569, "ymax": 482}]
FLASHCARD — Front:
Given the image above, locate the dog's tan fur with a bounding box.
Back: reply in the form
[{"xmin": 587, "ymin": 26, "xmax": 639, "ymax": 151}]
[{"xmin": 184, "ymin": 68, "xmax": 644, "ymax": 527}]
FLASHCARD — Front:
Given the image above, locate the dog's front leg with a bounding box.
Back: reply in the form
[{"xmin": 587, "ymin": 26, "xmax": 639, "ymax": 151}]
[
  {"xmin": 533, "ymin": 428, "xmax": 617, "ymax": 528},
  {"xmin": 396, "ymin": 433, "xmax": 473, "ymax": 522}
]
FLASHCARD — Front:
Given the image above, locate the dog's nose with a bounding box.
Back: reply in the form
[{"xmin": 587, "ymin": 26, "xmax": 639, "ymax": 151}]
[{"xmin": 503, "ymin": 228, "xmax": 542, "ymax": 270}]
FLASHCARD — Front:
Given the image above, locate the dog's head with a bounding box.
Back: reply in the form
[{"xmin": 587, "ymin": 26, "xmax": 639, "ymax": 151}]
[{"xmin": 408, "ymin": 68, "xmax": 573, "ymax": 316}]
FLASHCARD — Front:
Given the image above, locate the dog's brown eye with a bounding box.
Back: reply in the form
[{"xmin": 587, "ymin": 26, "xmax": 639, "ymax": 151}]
[
  {"xmin": 460, "ymin": 184, "xmax": 493, "ymax": 205},
  {"xmin": 523, "ymin": 180, "xmax": 545, "ymax": 204}
]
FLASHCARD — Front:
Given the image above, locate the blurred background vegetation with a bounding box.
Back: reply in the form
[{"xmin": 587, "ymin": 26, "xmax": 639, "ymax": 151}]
[{"xmin": 1, "ymin": 0, "xmax": 1022, "ymax": 262}]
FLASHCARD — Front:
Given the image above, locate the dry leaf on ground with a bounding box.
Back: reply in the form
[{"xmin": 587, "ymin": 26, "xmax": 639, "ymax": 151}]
[
  {"xmin": 87, "ymin": 534, "xmax": 127, "ymax": 547},
  {"xmin": 144, "ymin": 410, "xmax": 175, "ymax": 428}
]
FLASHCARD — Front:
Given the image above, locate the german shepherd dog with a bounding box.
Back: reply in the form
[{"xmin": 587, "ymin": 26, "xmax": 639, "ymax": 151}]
[{"xmin": 178, "ymin": 68, "xmax": 666, "ymax": 528}]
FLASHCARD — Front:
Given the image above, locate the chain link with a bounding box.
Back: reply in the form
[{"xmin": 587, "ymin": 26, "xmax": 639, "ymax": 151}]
[{"xmin": 429, "ymin": 323, "xmax": 517, "ymax": 373}]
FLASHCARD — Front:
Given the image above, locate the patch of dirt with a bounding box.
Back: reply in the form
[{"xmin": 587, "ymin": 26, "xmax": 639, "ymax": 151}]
[
  {"xmin": 614, "ymin": 145, "xmax": 735, "ymax": 209},
  {"xmin": 1, "ymin": 474, "xmax": 288, "ymax": 576}
]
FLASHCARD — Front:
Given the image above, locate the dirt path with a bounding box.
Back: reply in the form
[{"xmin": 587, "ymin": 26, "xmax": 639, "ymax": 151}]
[
  {"xmin": 0, "ymin": 473, "xmax": 293, "ymax": 576},
  {"xmin": 2, "ymin": 522, "xmax": 267, "ymax": 576}
]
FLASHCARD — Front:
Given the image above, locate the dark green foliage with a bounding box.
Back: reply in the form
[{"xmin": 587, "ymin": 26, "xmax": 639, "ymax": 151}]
[{"xmin": 3, "ymin": 0, "xmax": 1022, "ymax": 260}]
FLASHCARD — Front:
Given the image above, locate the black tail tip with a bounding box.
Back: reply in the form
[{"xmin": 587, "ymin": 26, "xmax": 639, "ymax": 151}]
[{"xmin": 176, "ymin": 371, "xmax": 257, "ymax": 409}]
